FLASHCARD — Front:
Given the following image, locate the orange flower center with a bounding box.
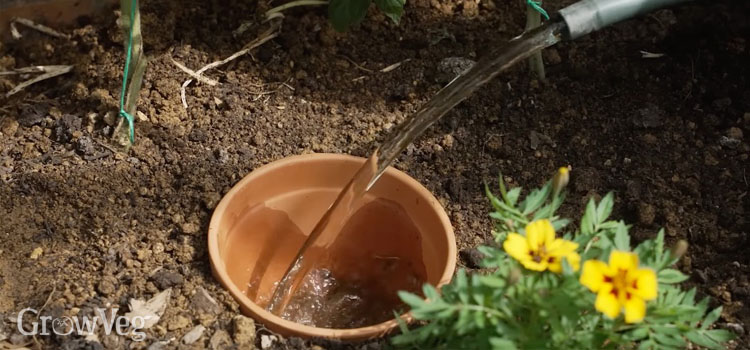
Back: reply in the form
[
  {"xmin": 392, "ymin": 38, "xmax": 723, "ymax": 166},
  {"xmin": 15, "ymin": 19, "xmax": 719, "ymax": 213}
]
[
  {"xmin": 530, "ymin": 245, "xmax": 550, "ymax": 263},
  {"xmin": 606, "ymin": 269, "xmax": 634, "ymax": 301}
]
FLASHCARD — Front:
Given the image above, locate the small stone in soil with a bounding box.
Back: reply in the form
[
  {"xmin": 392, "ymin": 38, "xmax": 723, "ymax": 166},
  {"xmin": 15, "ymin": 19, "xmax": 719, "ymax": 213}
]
[
  {"xmin": 147, "ymin": 340, "xmax": 170, "ymax": 350},
  {"xmin": 203, "ymin": 192, "xmax": 221, "ymax": 210},
  {"xmin": 441, "ymin": 134, "xmax": 455, "ymax": 149},
  {"xmin": 54, "ymin": 114, "xmax": 82, "ymax": 143},
  {"xmin": 260, "ymin": 334, "xmax": 278, "ymax": 349},
  {"xmin": 167, "ymin": 314, "xmax": 191, "ymax": 330},
  {"xmin": 232, "ymin": 315, "xmax": 256, "ymax": 346},
  {"xmin": 209, "ymin": 330, "xmax": 233, "ymax": 350},
  {"xmin": 181, "ymin": 325, "xmax": 206, "ymax": 345},
  {"xmin": 136, "ymin": 248, "xmax": 151, "ymax": 261},
  {"xmin": 0, "ymin": 118, "xmax": 19, "ymax": 136},
  {"xmin": 191, "ymin": 287, "xmax": 221, "ymax": 314},
  {"xmin": 103, "ymin": 111, "xmax": 116, "ymax": 126},
  {"xmin": 253, "ymin": 132, "xmax": 267, "ymax": 146},
  {"xmin": 17, "ymin": 104, "xmax": 47, "ymax": 127},
  {"xmin": 529, "ymin": 131, "xmax": 541, "ymax": 150},
  {"xmin": 151, "ymin": 270, "xmax": 184, "ymax": 289},
  {"xmin": 727, "ymin": 127, "xmax": 744, "ymax": 140},
  {"xmin": 97, "ymin": 278, "xmax": 117, "ymax": 296},
  {"xmin": 719, "ymin": 136, "xmax": 741, "ymax": 149},
  {"xmin": 486, "ymin": 135, "xmax": 502, "ymax": 151},
  {"xmin": 436, "ymin": 57, "xmax": 476, "ymax": 84},
  {"xmin": 189, "ymin": 129, "xmax": 208, "ymax": 142},
  {"xmin": 637, "ymin": 203, "xmax": 656, "ymax": 226},
  {"xmin": 724, "ymin": 322, "xmax": 745, "ymax": 335},
  {"xmin": 180, "ymin": 222, "xmax": 200, "ymax": 235},
  {"xmin": 76, "ymin": 136, "xmax": 96, "ymax": 156},
  {"xmin": 29, "ymin": 247, "xmax": 43, "ymax": 259}
]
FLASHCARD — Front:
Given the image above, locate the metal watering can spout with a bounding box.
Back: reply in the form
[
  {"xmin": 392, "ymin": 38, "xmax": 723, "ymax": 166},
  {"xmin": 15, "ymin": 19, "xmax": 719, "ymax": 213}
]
[{"xmin": 558, "ymin": 0, "xmax": 694, "ymax": 40}]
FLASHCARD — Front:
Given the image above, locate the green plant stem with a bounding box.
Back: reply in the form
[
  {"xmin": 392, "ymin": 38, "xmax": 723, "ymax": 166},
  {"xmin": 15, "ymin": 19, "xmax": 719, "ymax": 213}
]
[
  {"xmin": 458, "ymin": 305, "xmax": 507, "ymax": 320},
  {"xmin": 265, "ymin": 0, "xmax": 328, "ymax": 17},
  {"xmin": 525, "ymin": 2, "xmax": 545, "ymax": 80},
  {"xmin": 497, "ymin": 173, "xmax": 509, "ymax": 204},
  {"xmin": 114, "ymin": 0, "xmax": 146, "ymax": 147}
]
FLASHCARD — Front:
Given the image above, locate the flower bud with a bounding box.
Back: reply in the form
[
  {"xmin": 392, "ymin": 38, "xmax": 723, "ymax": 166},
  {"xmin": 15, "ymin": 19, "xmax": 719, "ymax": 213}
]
[
  {"xmin": 508, "ymin": 267, "xmax": 521, "ymax": 285},
  {"xmin": 670, "ymin": 240, "xmax": 689, "ymax": 260},
  {"xmin": 552, "ymin": 166, "xmax": 570, "ymax": 198}
]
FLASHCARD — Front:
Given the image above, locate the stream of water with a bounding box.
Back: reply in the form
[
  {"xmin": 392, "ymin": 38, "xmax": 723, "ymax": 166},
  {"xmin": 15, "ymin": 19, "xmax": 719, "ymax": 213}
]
[{"xmin": 265, "ymin": 20, "xmax": 567, "ymax": 326}]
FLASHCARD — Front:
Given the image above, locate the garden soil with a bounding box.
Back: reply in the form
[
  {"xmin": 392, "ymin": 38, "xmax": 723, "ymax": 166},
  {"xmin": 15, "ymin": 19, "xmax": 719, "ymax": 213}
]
[{"xmin": 0, "ymin": 0, "xmax": 748, "ymax": 349}]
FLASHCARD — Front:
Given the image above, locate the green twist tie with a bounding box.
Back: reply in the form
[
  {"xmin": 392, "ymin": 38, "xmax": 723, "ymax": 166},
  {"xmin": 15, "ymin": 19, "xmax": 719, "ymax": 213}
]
[
  {"xmin": 527, "ymin": 0, "xmax": 549, "ymax": 20},
  {"xmin": 118, "ymin": 0, "xmax": 137, "ymax": 144}
]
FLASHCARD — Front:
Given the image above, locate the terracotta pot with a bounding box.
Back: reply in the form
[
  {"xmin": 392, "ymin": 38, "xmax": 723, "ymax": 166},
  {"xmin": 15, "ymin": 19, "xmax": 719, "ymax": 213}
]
[
  {"xmin": 0, "ymin": 0, "xmax": 117, "ymax": 37},
  {"xmin": 208, "ymin": 153, "xmax": 456, "ymax": 340}
]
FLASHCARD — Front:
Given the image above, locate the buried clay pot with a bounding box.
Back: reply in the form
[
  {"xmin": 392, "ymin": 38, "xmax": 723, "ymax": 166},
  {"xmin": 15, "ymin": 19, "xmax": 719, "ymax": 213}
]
[{"xmin": 208, "ymin": 153, "xmax": 456, "ymax": 340}]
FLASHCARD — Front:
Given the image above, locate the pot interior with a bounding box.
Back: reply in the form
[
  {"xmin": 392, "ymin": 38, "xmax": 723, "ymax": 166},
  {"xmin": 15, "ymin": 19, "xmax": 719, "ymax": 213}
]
[{"xmin": 211, "ymin": 155, "xmax": 454, "ymax": 330}]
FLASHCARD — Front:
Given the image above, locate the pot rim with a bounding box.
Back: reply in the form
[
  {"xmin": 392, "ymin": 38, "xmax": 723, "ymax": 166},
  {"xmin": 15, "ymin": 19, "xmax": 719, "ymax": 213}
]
[{"xmin": 207, "ymin": 153, "xmax": 456, "ymax": 340}]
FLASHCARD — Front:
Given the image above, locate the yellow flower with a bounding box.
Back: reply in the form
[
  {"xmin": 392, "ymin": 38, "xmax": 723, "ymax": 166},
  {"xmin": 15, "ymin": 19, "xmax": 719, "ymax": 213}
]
[
  {"xmin": 503, "ymin": 219, "xmax": 580, "ymax": 273},
  {"xmin": 580, "ymin": 251, "xmax": 658, "ymax": 323}
]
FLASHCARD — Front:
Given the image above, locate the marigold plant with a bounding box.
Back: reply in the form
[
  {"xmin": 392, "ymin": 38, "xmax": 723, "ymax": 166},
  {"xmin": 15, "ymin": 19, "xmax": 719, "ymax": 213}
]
[
  {"xmin": 580, "ymin": 250, "xmax": 657, "ymax": 324},
  {"xmin": 503, "ymin": 219, "xmax": 580, "ymax": 273},
  {"xmin": 394, "ymin": 168, "xmax": 735, "ymax": 349}
]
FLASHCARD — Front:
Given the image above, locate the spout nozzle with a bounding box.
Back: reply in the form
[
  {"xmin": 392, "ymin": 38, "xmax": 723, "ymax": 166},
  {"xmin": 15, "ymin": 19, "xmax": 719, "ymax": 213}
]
[{"xmin": 559, "ymin": 0, "xmax": 693, "ymax": 40}]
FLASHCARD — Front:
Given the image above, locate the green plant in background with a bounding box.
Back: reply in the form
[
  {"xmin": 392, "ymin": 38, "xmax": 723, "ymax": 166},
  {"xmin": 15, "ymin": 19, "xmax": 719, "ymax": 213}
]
[
  {"xmin": 265, "ymin": 0, "xmax": 329, "ymax": 20},
  {"xmin": 393, "ymin": 168, "xmax": 734, "ymax": 349},
  {"xmin": 114, "ymin": 0, "xmax": 147, "ymax": 147},
  {"xmin": 329, "ymin": 0, "xmax": 405, "ymax": 31},
  {"xmin": 265, "ymin": 0, "xmax": 405, "ymax": 32},
  {"xmin": 526, "ymin": 0, "xmax": 548, "ymax": 80}
]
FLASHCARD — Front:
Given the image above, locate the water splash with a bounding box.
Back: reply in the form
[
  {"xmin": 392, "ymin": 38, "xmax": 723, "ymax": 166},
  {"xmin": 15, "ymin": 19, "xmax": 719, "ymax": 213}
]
[{"xmin": 267, "ymin": 20, "xmax": 567, "ymax": 322}]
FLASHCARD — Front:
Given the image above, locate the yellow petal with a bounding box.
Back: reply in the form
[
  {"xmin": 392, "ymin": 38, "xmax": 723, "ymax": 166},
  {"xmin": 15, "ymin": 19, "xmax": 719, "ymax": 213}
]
[
  {"xmin": 580, "ymin": 260, "xmax": 610, "ymax": 292},
  {"xmin": 547, "ymin": 256, "xmax": 562, "ymax": 273},
  {"xmin": 545, "ymin": 237, "xmax": 563, "ymax": 252},
  {"xmin": 547, "ymin": 252, "xmax": 581, "ymax": 273},
  {"xmin": 526, "ymin": 219, "xmax": 555, "ymax": 249},
  {"xmin": 541, "ymin": 221, "xmax": 556, "ymax": 246},
  {"xmin": 503, "ymin": 233, "xmax": 531, "ymax": 263},
  {"xmin": 520, "ymin": 259, "xmax": 548, "ymax": 272},
  {"xmin": 624, "ymin": 297, "xmax": 647, "ymax": 323},
  {"xmin": 546, "ymin": 239, "xmax": 580, "ymax": 272},
  {"xmin": 564, "ymin": 252, "xmax": 581, "ymax": 272},
  {"xmin": 629, "ymin": 268, "xmax": 658, "ymax": 301},
  {"xmin": 548, "ymin": 238, "xmax": 579, "ymax": 256},
  {"xmin": 595, "ymin": 287, "xmax": 621, "ymax": 319},
  {"xmin": 609, "ymin": 250, "xmax": 639, "ymax": 271}
]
